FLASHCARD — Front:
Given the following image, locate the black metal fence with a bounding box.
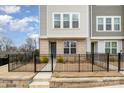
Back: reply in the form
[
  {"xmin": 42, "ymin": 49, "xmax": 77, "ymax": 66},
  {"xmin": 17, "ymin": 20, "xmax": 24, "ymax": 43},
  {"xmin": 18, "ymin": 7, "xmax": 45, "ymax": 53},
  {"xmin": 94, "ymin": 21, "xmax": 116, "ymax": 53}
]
[
  {"xmin": 34, "ymin": 54, "xmax": 52, "ymax": 72},
  {"xmin": 0, "ymin": 53, "xmax": 9, "ymax": 66},
  {"xmin": 8, "ymin": 52, "xmax": 34, "ymax": 72},
  {"xmin": 8, "ymin": 52, "xmax": 124, "ymax": 72}
]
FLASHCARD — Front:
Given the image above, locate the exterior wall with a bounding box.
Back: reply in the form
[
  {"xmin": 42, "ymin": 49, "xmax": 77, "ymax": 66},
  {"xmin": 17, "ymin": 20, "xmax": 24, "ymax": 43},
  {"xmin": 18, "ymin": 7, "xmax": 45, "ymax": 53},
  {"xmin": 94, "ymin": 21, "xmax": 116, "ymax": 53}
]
[
  {"xmin": 92, "ymin": 5, "xmax": 124, "ymax": 37},
  {"xmin": 56, "ymin": 40, "xmax": 64, "ymax": 54},
  {"xmin": 96, "ymin": 40, "xmax": 122, "ymax": 53},
  {"xmin": 46, "ymin": 5, "xmax": 89, "ymax": 38},
  {"xmin": 40, "ymin": 5, "xmax": 47, "ymax": 36},
  {"xmin": 40, "ymin": 39, "xmax": 49, "ymax": 54},
  {"xmin": 39, "ymin": 39, "xmax": 87, "ymax": 54}
]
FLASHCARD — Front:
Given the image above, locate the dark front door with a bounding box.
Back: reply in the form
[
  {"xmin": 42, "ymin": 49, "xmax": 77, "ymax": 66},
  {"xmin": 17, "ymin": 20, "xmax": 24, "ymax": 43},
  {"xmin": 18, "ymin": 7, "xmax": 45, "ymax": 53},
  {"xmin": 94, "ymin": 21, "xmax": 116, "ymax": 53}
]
[
  {"xmin": 50, "ymin": 42, "xmax": 56, "ymax": 58},
  {"xmin": 91, "ymin": 42, "xmax": 94, "ymax": 53}
]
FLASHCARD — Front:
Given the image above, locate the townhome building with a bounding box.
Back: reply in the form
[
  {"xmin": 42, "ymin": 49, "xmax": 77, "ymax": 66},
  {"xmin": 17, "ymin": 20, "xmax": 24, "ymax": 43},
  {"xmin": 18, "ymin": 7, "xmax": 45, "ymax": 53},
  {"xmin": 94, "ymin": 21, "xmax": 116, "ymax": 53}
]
[
  {"xmin": 39, "ymin": 5, "xmax": 124, "ymax": 55},
  {"xmin": 90, "ymin": 5, "xmax": 124, "ymax": 54},
  {"xmin": 40, "ymin": 5, "xmax": 90, "ymax": 56}
]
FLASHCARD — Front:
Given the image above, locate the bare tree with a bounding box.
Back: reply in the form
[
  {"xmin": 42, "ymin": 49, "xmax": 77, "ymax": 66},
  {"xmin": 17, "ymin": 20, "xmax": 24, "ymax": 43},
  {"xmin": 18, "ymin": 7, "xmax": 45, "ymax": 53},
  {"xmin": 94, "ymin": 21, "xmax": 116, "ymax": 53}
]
[
  {"xmin": 0, "ymin": 36, "xmax": 14, "ymax": 52},
  {"xmin": 25, "ymin": 38, "xmax": 35, "ymax": 52}
]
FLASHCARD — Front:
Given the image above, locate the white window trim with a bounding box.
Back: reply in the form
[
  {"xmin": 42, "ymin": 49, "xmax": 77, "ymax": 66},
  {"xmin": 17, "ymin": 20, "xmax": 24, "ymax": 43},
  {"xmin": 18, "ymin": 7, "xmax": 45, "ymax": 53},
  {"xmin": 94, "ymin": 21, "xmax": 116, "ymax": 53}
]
[
  {"xmin": 96, "ymin": 16, "xmax": 121, "ymax": 32},
  {"xmin": 64, "ymin": 40, "xmax": 77, "ymax": 54},
  {"xmin": 104, "ymin": 40, "xmax": 118, "ymax": 54},
  {"xmin": 52, "ymin": 12, "xmax": 80, "ymax": 29}
]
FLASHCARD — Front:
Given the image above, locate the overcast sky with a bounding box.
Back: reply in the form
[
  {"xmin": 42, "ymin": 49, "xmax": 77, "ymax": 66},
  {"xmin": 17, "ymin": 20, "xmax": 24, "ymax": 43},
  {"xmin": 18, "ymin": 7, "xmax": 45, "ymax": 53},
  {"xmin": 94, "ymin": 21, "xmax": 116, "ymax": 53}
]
[{"xmin": 0, "ymin": 5, "xmax": 39, "ymax": 47}]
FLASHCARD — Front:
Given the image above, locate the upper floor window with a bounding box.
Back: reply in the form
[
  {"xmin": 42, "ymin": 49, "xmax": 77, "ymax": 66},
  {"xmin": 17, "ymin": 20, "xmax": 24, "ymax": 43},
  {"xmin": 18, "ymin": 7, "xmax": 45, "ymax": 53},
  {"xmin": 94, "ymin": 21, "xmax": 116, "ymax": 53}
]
[
  {"xmin": 114, "ymin": 18, "xmax": 120, "ymax": 31},
  {"xmin": 72, "ymin": 14, "xmax": 79, "ymax": 28},
  {"xmin": 98, "ymin": 18, "xmax": 104, "ymax": 30},
  {"xmin": 96, "ymin": 16, "xmax": 121, "ymax": 31},
  {"xmin": 53, "ymin": 13, "xmax": 80, "ymax": 29},
  {"xmin": 54, "ymin": 14, "xmax": 61, "ymax": 28},
  {"xmin": 63, "ymin": 14, "xmax": 70, "ymax": 28}
]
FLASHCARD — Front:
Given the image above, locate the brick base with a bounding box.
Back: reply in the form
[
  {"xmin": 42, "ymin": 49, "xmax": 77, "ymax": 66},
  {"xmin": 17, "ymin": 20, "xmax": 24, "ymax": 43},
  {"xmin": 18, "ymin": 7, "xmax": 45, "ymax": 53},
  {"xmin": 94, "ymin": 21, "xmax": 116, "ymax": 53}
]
[
  {"xmin": 0, "ymin": 79, "xmax": 32, "ymax": 88},
  {"xmin": 50, "ymin": 77, "xmax": 124, "ymax": 88}
]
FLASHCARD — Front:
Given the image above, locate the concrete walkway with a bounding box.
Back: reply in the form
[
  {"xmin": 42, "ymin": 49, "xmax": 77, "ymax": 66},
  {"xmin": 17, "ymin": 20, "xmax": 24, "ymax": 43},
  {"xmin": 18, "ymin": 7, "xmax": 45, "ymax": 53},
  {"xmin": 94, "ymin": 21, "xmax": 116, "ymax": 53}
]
[{"xmin": 29, "ymin": 59, "xmax": 56, "ymax": 88}]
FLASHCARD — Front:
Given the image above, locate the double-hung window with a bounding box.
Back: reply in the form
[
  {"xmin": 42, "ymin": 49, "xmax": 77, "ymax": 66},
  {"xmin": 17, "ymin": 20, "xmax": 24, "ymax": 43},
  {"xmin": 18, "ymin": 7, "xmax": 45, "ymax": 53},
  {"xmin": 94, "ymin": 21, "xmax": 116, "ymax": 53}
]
[
  {"xmin": 106, "ymin": 18, "xmax": 112, "ymax": 30},
  {"xmin": 64, "ymin": 41, "xmax": 76, "ymax": 54},
  {"xmin": 96, "ymin": 16, "xmax": 121, "ymax": 31},
  {"xmin": 105, "ymin": 42, "xmax": 117, "ymax": 54},
  {"xmin": 97, "ymin": 18, "xmax": 104, "ymax": 31},
  {"xmin": 114, "ymin": 18, "xmax": 120, "ymax": 31},
  {"xmin": 54, "ymin": 14, "xmax": 61, "ymax": 28},
  {"xmin": 72, "ymin": 14, "xmax": 79, "ymax": 28},
  {"xmin": 63, "ymin": 14, "xmax": 70, "ymax": 28}
]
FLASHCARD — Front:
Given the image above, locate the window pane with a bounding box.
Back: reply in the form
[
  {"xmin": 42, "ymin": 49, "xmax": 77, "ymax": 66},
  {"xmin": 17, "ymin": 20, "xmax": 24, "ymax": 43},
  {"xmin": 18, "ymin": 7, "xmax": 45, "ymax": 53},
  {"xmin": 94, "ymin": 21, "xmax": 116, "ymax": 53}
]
[
  {"xmin": 98, "ymin": 24, "xmax": 103, "ymax": 30},
  {"xmin": 112, "ymin": 49, "xmax": 117, "ymax": 54},
  {"xmin": 105, "ymin": 42, "xmax": 110, "ymax": 48},
  {"xmin": 106, "ymin": 18, "xmax": 111, "ymax": 23},
  {"xmin": 64, "ymin": 21, "xmax": 69, "ymax": 28},
  {"xmin": 54, "ymin": 14, "xmax": 60, "ymax": 21},
  {"xmin": 98, "ymin": 18, "xmax": 103, "ymax": 24},
  {"xmin": 112, "ymin": 42, "xmax": 117, "ymax": 47},
  {"xmin": 54, "ymin": 21, "xmax": 60, "ymax": 28},
  {"xmin": 114, "ymin": 18, "xmax": 120, "ymax": 24},
  {"xmin": 71, "ymin": 41, "xmax": 76, "ymax": 47},
  {"xmin": 64, "ymin": 48, "xmax": 69, "ymax": 54},
  {"xmin": 72, "ymin": 21, "xmax": 79, "ymax": 28},
  {"xmin": 114, "ymin": 24, "xmax": 120, "ymax": 30},
  {"xmin": 63, "ymin": 14, "xmax": 69, "ymax": 21},
  {"xmin": 72, "ymin": 14, "xmax": 78, "ymax": 21},
  {"xmin": 64, "ymin": 41, "xmax": 69, "ymax": 47},
  {"xmin": 105, "ymin": 48, "xmax": 110, "ymax": 53},
  {"xmin": 71, "ymin": 48, "xmax": 76, "ymax": 54}
]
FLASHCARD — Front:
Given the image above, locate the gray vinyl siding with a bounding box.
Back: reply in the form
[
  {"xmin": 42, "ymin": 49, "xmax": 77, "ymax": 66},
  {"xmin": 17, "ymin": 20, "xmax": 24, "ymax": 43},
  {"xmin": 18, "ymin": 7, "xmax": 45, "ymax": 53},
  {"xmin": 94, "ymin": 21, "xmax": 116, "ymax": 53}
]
[
  {"xmin": 40, "ymin": 5, "xmax": 47, "ymax": 36},
  {"xmin": 92, "ymin": 5, "xmax": 124, "ymax": 37}
]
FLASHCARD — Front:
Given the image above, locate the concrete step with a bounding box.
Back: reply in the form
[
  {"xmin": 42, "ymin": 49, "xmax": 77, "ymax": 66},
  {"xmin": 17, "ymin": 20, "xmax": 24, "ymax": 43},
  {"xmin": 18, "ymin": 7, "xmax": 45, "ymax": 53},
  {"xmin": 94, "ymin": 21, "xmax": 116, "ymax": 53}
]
[
  {"xmin": 29, "ymin": 81, "xmax": 49, "ymax": 88},
  {"xmin": 33, "ymin": 78, "xmax": 51, "ymax": 82}
]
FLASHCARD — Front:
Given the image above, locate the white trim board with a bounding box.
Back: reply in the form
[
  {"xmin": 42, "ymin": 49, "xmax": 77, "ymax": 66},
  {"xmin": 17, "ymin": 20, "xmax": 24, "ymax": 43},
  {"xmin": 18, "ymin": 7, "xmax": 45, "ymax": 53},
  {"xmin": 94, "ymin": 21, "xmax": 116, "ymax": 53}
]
[{"xmin": 91, "ymin": 36, "xmax": 124, "ymax": 39}]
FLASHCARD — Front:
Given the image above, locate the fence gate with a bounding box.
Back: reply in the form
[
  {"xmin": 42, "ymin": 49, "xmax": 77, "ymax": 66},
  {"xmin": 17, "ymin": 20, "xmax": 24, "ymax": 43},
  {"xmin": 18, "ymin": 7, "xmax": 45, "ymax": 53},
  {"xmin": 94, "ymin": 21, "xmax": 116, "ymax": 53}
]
[{"xmin": 35, "ymin": 54, "xmax": 53, "ymax": 72}]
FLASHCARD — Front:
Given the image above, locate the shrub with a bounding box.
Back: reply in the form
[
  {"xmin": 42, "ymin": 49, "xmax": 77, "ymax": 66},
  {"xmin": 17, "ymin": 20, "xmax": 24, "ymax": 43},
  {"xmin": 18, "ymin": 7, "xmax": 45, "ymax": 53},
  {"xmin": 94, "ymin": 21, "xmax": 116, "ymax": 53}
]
[
  {"xmin": 56, "ymin": 56, "xmax": 64, "ymax": 63},
  {"xmin": 40, "ymin": 56, "xmax": 48, "ymax": 63}
]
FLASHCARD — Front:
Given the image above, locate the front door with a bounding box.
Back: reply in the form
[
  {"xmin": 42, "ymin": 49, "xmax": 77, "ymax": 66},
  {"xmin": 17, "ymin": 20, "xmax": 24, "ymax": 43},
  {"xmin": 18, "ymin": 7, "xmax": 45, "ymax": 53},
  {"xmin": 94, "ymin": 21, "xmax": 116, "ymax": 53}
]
[{"xmin": 50, "ymin": 42, "xmax": 56, "ymax": 58}]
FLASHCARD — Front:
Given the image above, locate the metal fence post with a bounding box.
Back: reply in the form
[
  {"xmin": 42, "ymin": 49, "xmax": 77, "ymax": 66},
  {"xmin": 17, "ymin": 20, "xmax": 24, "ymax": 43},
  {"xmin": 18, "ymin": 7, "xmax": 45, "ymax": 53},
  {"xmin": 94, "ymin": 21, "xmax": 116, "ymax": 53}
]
[
  {"xmin": 51, "ymin": 54, "xmax": 54, "ymax": 73},
  {"xmin": 78, "ymin": 54, "xmax": 80, "ymax": 72},
  {"xmin": 92, "ymin": 53, "xmax": 94, "ymax": 72},
  {"xmin": 118, "ymin": 53, "xmax": 121, "ymax": 72},
  {"xmin": 8, "ymin": 54, "xmax": 10, "ymax": 72},
  {"xmin": 34, "ymin": 55, "xmax": 36, "ymax": 72},
  {"xmin": 107, "ymin": 53, "xmax": 109, "ymax": 72}
]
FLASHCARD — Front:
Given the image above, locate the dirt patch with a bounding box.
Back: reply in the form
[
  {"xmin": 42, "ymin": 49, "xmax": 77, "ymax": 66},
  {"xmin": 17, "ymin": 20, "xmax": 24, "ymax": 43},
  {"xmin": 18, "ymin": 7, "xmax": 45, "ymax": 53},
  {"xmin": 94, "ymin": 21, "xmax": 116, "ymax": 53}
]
[
  {"xmin": 54, "ymin": 62, "xmax": 105, "ymax": 72},
  {"xmin": 52, "ymin": 71, "xmax": 124, "ymax": 78},
  {"xmin": 0, "ymin": 64, "xmax": 36, "ymax": 79},
  {"xmin": 9, "ymin": 63, "xmax": 46, "ymax": 72}
]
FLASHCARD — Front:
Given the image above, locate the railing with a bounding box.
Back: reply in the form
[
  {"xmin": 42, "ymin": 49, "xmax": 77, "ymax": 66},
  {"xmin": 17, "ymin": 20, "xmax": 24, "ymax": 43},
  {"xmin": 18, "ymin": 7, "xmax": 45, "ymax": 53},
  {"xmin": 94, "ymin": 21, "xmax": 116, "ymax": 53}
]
[
  {"xmin": 8, "ymin": 52, "xmax": 124, "ymax": 72},
  {"xmin": 8, "ymin": 52, "xmax": 34, "ymax": 72},
  {"xmin": 0, "ymin": 52, "xmax": 8, "ymax": 66}
]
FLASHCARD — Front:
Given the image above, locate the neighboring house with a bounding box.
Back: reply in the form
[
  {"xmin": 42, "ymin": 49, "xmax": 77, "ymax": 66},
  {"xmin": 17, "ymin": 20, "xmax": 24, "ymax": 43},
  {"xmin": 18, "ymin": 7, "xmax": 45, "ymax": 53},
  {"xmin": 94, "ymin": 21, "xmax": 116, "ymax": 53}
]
[
  {"xmin": 39, "ymin": 5, "xmax": 124, "ymax": 55},
  {"xmin": 40, "ymin": 5, "xmax": 89, "ymax": 55},
  {"xmin": 90, "ymin": 5, "xmax": 124, "ymax": 54}
]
